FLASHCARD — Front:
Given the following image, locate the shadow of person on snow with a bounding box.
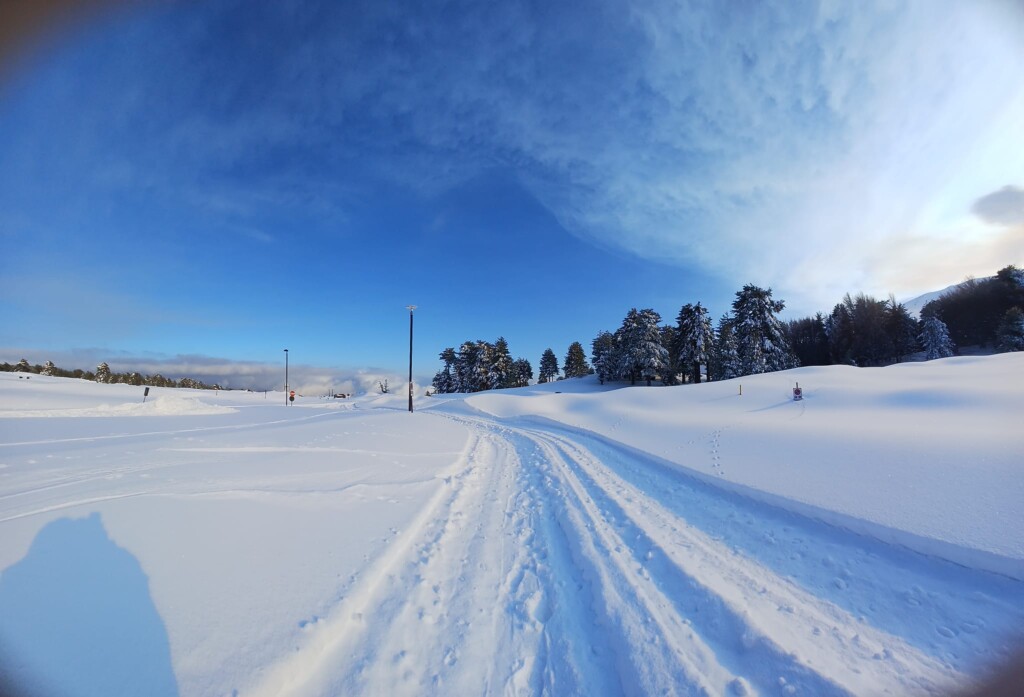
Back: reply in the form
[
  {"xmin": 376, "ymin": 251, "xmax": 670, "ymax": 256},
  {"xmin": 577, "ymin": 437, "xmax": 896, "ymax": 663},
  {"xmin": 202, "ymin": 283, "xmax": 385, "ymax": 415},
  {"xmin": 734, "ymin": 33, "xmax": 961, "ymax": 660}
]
[{"xmin": 0, "ymin": 512, "xmax": 178, "ymax": 697}]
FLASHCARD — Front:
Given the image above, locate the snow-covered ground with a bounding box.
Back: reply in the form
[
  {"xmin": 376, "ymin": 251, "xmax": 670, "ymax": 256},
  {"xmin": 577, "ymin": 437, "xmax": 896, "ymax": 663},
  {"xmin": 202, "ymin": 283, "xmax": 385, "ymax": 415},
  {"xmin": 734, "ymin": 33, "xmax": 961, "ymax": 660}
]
[{"xmin": 0, "ymin": 356, "xmax": 1022, "ymax": 696}]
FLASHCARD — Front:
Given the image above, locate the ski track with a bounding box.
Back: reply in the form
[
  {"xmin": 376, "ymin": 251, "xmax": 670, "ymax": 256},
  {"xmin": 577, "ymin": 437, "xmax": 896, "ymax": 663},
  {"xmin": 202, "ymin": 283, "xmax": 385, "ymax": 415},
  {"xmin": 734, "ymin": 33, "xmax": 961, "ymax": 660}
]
[{"xmin": 243, "ymin": 411, "xmax": 1024, "ymax": 696}]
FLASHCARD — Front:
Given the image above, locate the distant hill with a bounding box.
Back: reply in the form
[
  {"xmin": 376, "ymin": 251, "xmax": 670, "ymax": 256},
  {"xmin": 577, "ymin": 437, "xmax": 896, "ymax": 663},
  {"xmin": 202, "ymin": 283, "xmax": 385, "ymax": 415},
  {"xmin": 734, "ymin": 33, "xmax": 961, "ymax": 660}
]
[{"xmin": 903, "ymin": 277, "xmax": 995, "ymax": 318}]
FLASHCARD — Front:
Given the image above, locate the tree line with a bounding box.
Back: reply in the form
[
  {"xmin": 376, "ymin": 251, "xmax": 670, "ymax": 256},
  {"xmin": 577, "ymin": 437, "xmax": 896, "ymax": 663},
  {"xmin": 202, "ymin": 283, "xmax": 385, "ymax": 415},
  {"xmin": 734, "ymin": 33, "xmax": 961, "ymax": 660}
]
[
  {"xmin": 590, "ymin": 284, "xmax": 797, "ymax": 387},
  {"xmin": 431, "ymin": 264, "xmax": 1024, "ymax": 393},
  {"xmin": 431, "ymin": 338, "xmax": 534, "ymax": 394},
  {"xmin": 786, "ymin": 265, "xmax": 1024, "ymax": 366},
  {"xmin": 1, "ymin": 359, "xmax": 224, "ymax": 390}
]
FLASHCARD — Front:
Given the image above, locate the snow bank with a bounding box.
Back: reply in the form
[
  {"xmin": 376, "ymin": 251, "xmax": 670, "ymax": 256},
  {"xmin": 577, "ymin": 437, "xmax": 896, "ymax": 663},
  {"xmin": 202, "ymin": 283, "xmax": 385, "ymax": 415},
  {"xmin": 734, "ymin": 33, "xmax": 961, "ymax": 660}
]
[
  {"xmin": 463, "ymin": 353, "xmax": 1024, "ymax": 579},
  {"xmin": 0, "ymin": 373, "xmax": 270, "ymax": 417},
  {"xmin": 5, "ymin": 395, "xmax": 237, "ymax": 418}
]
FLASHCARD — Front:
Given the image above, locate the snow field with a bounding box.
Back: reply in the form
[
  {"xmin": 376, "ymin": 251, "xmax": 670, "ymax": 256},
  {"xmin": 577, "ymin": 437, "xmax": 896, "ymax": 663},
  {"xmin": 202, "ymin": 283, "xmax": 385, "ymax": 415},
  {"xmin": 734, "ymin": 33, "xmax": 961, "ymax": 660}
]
[
  {"xmin": 464, "ymin": 353, "xmax": 1024, "ymax": 578},
  {"xmin": 1, "ymin": 358, "xmax": 1023, "ymax": 696}
]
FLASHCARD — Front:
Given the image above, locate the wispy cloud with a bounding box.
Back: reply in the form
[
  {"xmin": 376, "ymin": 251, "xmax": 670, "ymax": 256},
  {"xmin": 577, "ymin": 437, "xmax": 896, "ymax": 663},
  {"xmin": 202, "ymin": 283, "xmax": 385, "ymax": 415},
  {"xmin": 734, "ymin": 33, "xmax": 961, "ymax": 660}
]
[
  {"xmin": 156, "ymin": 0, "xmax": 1015, "ymax": 312},
  {"xmin": 3, "ymin": 0, "xmax": 1021, "ymax": 327}
]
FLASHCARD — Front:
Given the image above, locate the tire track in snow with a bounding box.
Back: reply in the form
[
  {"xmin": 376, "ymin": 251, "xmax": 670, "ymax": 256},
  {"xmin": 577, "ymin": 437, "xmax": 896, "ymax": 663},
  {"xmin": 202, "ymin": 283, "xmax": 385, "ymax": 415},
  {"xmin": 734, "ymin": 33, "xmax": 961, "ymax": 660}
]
[
  {"xmin": 321, "ymin": 429, "xmax": 541, "ymax": 697},
  {"xmin": 246, "ymin": 418, "xmax": 632, "ymax": 697},
  {"xmin": 526, "ymin": 418, "xmax": 1024, "ymax": 675},
  {"xmin": 533, "ymin": 427, "xmax": 958, "ymax": 695},
  {"xmin": 247, "ymin": 410, "xmax": 990, "ymax": 696},
  {"xmin": 451, "ymin": 414, "xmax": 964, "ymax": 696},
  {"xmin": 508, "ymin": 426, "xmax": 742, "ymax": 696},
  {"xmin": 245, "ymin": 428, "xmax": 488, "ymax": 697}
]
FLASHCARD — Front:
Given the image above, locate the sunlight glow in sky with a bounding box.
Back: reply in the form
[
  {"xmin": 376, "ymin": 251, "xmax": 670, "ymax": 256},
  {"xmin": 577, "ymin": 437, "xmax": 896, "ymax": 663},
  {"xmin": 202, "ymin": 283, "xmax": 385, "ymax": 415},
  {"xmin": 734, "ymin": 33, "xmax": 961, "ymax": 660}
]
[{"xmin": 1, "ymin": 0, "xmax": 1022, "ymax": 391}]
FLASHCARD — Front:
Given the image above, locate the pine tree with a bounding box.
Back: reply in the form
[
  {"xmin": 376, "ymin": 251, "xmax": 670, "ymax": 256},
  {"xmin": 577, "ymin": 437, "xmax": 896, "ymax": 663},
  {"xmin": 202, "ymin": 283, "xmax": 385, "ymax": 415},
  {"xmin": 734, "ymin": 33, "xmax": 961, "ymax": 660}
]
[
  {"xmin": 617, "ymin": 308, "xmax": 669, "ymax": 386},
  {"xmin": 41, "ymin": 360, "xmax": 56, "ymax": 376},
  {"xmin": 731, "ymin": 284, "xmax": 796, "ymax": 375},
  {"xmin": 488, "ymin": 337, "xmax": 514, "ymax": 390},
  {"xmin": 919, "ymin": 316, "xmax": 955, "ymax": 359},
  {"xmin": 995, "ymin": 307, "xmax": 1024, "ymax": 352},
  {"xmin": 591, "ymin": 331, "xmax": 617, "ymax": 384},
  {"xmin": 825, "ymin": 301, "xmax": 854, "ymax": 364},
  {"xmin": 538, "ymin": 348, "xmax": 559, "ymax": 383},
  {"xmin": 676, "ymin": 302, "xmax": 715, "ymax": 384},
  {"xmin": 511, "ymin": 358, "xmax": 533, "ymax": 387},
  {"xmin": 563, "ymin": 341, "xmax": 590, "ymax": 379},
  {"xmin": 455, "ymin": 342, "xmax": 480, "ymax": 393},
  {"xmin": 473, "ymin": 341, "xmax": 494, "ymax": 392},
  {"xmin": 16, "ymin": 358, "xmax": 31, "ymax": 373},
  {"xmin": 432, "ymin": 347, "xmax": 457, "ymax": 394},
  {"xmin": 713, "ymin": 315, "xmax": 741, "ymax": 380},
  {"xmin": 785, "ymin": 314, "xmax": 830, "ymax": 366},
  {"xmin": 659, "ymin": 325, "xmax": 681, "ymax": 385},
  {"xmin": 149, "ymin": 374, "xmax": 173, "ymax": 388},
  {"xmin": 95, "ymin": 362, "xmax": 112, "ymax": 383},
  {"xmin": 832, "ymin": 293, "xmax": 892, "ymax": 366},
  {"xmin": 435, "ymin": 338, "xmax": 525, "ymax": 393},
  {"xmin": 885, "ymin": 297, "xmax": 919, "ymax": 363}
]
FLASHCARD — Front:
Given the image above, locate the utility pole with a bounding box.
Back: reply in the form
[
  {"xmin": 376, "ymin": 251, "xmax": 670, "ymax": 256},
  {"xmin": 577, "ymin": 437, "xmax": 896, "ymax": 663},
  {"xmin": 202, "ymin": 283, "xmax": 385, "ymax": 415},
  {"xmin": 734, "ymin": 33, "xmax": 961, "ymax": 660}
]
[
  {"xmin": 284, "ymin": 348, "xmax": 289, "ymax": 406},
  {"xmin": 407, "ymin": 305, "xmax": 416, "ymax": 413}
]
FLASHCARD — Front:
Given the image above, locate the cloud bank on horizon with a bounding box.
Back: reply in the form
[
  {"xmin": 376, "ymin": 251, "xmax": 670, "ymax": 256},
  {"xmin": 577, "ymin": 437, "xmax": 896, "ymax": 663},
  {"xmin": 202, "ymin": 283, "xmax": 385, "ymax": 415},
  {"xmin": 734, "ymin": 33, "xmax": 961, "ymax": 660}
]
[
  {"xmin": 0, "ymin": 346, "xmax": 401, "ymax": 396},
  {"xmin": 0, "ymin": 0, "xmax": 1021, "ymax": 368}
]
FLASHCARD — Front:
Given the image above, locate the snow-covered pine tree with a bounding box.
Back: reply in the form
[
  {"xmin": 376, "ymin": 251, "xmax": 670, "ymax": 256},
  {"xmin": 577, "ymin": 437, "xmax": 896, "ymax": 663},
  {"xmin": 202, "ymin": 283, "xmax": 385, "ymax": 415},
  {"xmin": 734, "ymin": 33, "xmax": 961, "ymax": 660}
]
[
  {"xmin": 432, "ymin": 347, "xmax": 457, "ymax": 394},
  {"xmin": 511, "ymin": 357, "xmax": 533, "ymax": 387},
  {"xmin": 563, "ymin": 341, "xmax": 590, "ymax": 379},
  {"xmin": 676, "ymin": 302, "xmax": 715, "ymax": 384},
  {"xmin": 95, "ymin": 362, "xmax": 112, "ymax": 383},
  {"xmin": 488, "ymin": 337, "xmax": 514, "ymax": 390},
  {"xmin": 995, "ymin": 307, "xmax": 1024, "ymax": 352},
  {"xmin": 538, "ymin": 348, "xmax": 559, "ymax": 383},
  {"xmin": 617, "ymin": 308, "xmax": 669, "ymax": 386},
  {"xmin": 150, "ymin": 374, "xmax": 173, "ymax": 388},
  {"xmin": 731, "ymin": 284, "xmax": 796, "ymax": 375},
  {"xmin": 41, "ymin": 360, "xmax": 56, "ymax": 376},
  {"xmin": 455, "ymin": 342, "xmax": 480, "ymax": 393},
  {"xmin": 16, "ymin": 358, "xmax": 31, "ymax": 373},
  {"xmin": 1002, "ymin": 264, "xmax": 1024, "ymax": 284},
  {"xmin": 713, "ymin": 315, "xmax": 741, "ymax": 380},
  {"xmin": 473, "ymin": 341, "xmax": 494, "ymax": 392},
  {"xmin": 591, "ymin": 331, "xmax": 617, "ymax": 384},
  {"xmin": 919, "ymin": 315, "xmax": 955, "ymax": 359},
  {"xmin": 660, "ymin": 325, "xmax": 681, "ymax": 385}
]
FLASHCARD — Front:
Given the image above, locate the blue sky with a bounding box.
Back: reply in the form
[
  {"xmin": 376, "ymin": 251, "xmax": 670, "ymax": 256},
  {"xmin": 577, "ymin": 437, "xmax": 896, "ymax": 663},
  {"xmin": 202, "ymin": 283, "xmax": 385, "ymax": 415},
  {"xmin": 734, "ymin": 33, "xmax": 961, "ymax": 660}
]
[{"xmin": 1, "ymin": 0, "xmax": 1022, "ymax": 392}]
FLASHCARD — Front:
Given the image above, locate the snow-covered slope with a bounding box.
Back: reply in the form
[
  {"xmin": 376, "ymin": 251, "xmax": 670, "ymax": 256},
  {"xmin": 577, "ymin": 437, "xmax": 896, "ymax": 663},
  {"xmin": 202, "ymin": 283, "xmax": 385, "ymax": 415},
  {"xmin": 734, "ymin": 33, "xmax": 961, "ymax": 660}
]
[
  {"xmin": 902, "ymin": 277, "xmax": 993, "ymax": 317},
  {"xmin": 462, "ymin": 354, "xmax": 1024, "ymax": 579},
  {"xmin": 1, "ymin": 359, "xmax": 1021, "ymax": 696}
]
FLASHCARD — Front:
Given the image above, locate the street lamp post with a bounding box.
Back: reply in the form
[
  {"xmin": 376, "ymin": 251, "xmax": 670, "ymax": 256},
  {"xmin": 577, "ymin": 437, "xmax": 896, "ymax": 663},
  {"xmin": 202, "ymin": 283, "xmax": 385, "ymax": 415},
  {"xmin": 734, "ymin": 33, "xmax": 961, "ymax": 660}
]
[
  {"xmin": 406, "ymin": 305, "xmax": 416, "ymax": 413},
  {"xmin": 284, "ymin": 348, "xmax": 289, "ymax": 406}
]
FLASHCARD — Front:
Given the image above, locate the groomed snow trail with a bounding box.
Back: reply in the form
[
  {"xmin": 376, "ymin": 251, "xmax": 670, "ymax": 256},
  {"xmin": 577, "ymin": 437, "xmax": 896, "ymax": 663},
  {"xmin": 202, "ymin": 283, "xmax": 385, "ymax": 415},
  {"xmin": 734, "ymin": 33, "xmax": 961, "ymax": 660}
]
[{"xmin": 247, "ymin": 411, "xmax": 1020, "ymax": 696}]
